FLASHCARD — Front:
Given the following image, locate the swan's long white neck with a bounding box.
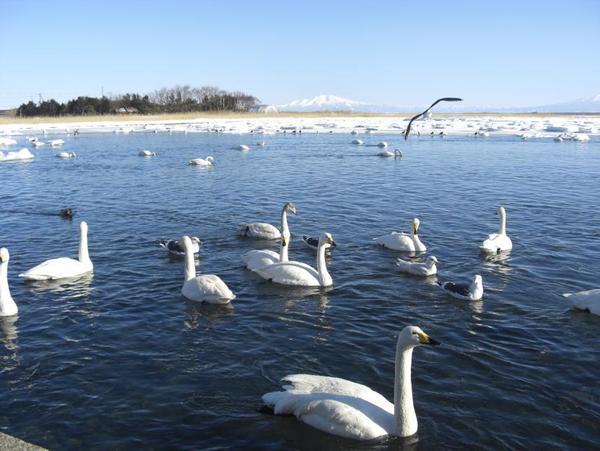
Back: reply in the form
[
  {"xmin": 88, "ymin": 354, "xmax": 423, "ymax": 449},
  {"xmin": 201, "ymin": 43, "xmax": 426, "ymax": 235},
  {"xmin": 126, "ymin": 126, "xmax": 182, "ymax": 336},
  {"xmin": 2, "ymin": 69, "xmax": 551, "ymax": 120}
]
[
  {"xmin": 0, "ymin": 261, "xmax": 17, "ymax": 317},
  {"xmin": 412, "ymin": 234, "xmax": 426, "ymax": 252},
  {"xmin": 184, "ymin": 244, "xmax": 196, "ymax": 282},
  {"xmin": 499, "ymin": 209, "xmax": 507, "ymax": 235},
  {"xmin": 78, "ymin": 226, "xmax": 91, "ymax": 265},
  {"xmin": 394, "ymin": 343, "xmax": 418, "ymax": 437},
  {"xmin": 279, "ymin": 208, "xmax": 290, "ymax": 262},
  {"xmin": 316, "ymin": 242, "xmax": 332, "ymax": 287}
]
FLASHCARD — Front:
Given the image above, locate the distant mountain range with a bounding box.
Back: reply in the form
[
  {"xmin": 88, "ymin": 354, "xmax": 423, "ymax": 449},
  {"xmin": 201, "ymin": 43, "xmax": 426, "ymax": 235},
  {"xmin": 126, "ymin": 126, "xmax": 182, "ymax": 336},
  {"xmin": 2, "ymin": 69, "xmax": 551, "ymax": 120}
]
[{"xmin": 276, "ymin": 94, "xmax": 600, "ymax": 113}]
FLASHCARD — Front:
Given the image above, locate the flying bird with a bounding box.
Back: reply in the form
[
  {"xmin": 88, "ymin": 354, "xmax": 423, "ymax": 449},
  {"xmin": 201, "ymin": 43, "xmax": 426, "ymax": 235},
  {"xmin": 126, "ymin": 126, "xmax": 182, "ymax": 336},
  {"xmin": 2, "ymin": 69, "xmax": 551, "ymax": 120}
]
[{"xmin": 404, "ymin": 97, "xmax": 463, "ymax": 140}]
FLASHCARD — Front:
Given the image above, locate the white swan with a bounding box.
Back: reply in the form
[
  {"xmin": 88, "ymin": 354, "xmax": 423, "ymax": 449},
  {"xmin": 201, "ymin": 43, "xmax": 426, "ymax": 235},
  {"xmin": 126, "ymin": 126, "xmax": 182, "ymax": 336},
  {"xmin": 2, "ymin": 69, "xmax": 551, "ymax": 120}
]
[
  {"xmin": 480, "ymin": 206, "xmax": 512, "ymax": 253},
  {"xmin": 0, "ymin": 248, "xmax": 18, "ymax": 317},
  {"xmin": 262, "ymin": 325, "xmax": 440, "ymax": 440},
  {"xmin": 19, "ymin": 221, "xmax": 93, "ymax": 281},
  {"xmin": 0, "ymin": 148, "xmax": 35, "ymax": 162},
  {"xmin": 376, "ymin": 218, "xmax": 427, "ymax": 252},
  {"xmin": 242, "ymin": 203, "xmax": 297, "ymax": 271},
  {"xmin": 238, "ymin": 144, "xmax": 250, "ymax": 151},
  {"xmin": 139, "ymin": 150, "xmax": 157, "ymax": 157},
  {"xmin": 188, "ymin": 156, "xmax": 215, "ymax": 167},
  {"xmin": 56, "ymin": 151, "xmax": 76, "ymax": 159},
  {"xmin": 31, "ymin": 140, "xmax": 45, "ymax": 147},
  {"xmin": 255, "ymin": 233, "xmax": 335, "ymax": 287},
  {"xmin": 563, "ymin": 289, "xmax": 600, "ymax": 315},
  {"xmin": 160, "ymin": 237, "xmax": 201, "ymax": 256},
  {"xmin": 0, "ymin": 137, "xmax": 17, "ymax": 147},
  {"xmin": 50, "ymin": 139, "xmax": 65, "ymax": 147},
  {"xmin": 377, "ymin": 149, "xmax": 402, "ymax": 158},
  {"xmin": 396, "ymin": 256, "xmax": 438, "ymax": 276},
  {"xmin": 438, "ymin": 275, "xmax": 483, "ymax": 301},
  {"xmin": 180, "ymin": 236, "xmax": 235, "ymax": 304}
]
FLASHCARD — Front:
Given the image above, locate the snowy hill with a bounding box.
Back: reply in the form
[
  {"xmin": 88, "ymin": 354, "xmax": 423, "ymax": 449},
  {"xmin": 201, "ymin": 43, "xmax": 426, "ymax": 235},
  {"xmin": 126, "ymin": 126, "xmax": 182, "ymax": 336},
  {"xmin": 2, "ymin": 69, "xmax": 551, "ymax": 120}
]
[
  {"xmin": 278, "ymin": 95, "xmax": 384, "ymax": 112},
  {"xmin": 528, "ymin": 94, "xmax": 600, "ymax": 113}
]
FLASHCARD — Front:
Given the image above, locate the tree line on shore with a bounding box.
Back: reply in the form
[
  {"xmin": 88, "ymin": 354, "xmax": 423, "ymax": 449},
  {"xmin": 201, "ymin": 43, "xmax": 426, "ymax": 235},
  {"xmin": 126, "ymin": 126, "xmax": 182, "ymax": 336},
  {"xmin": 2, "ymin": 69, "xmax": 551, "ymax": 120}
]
[{"xmin": 15, "ymin": 85, "xmax": 260, "ymax": 117}]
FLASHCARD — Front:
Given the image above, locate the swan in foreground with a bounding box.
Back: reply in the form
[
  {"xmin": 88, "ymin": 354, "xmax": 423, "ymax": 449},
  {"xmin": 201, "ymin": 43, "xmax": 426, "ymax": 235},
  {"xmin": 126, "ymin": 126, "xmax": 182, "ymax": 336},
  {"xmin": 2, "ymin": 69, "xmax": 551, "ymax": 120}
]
[
  {"xmin": 404, "ymin": 97, "xmax": 463, "ymax": 140},
  {"xmin": 242, "ymin": 202, "xmax": 297, "ymax": 271},
  {"xmin": 438, "ymin": 275, "xmax": 483, "ymax": 301},
  {"xmin": 180, "ymin": 236, "xmax": 235, "ymax": 304},
  {"xmin": 20, "ymin": 221, "xmax": 93, "ymax": 281},
  {"xmin": 377, "ymin": 149, "xmax": 402, "ymax": 158},
  {"xmin": 56, "ymin": 151, "xmax": 76, "ymax": 159},
  {"xmin": 160, "ymin": 237, "xmax": 201, "ymax": 256},
  {"xmin": 376, "ymin": 218, "xmax": 427, "ymax": 252},
  {"xmin": 0, "ymin": 148, "xmax": 35, "ymax": 162},
  {"xmin": 139, "ymin": 150, "xmax": 157, "ymax": 157},
  {"xmin": 563, "ymin": 289, "xmax": 600, "ymax": 315},
  {"xmin": 0, "ymin": 248, "xmax": 18, "ymax": 317},
  {"xmin": 188, "ymin": 156, "xmax": 215, "ymax": 167},
  {"xmin": 396, "ymin": 256, "xmax": 438, "ymax": 276},
  {"xmin": 480, "ymin": 206, "xmax": 512, "ymax": 253},
  {"xmin": 262, "ymin": 325, "xmax": 440, "ymax": 440},
  {"xmin": 255, "ymin": 233, "xmax": 335, "ymax": 287}
]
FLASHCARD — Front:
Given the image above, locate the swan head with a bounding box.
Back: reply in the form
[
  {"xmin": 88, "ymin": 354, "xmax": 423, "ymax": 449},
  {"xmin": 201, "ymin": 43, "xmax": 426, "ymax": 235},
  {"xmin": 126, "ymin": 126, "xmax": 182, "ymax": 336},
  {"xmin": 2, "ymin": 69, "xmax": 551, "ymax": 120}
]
[
  {"xmin": 0, "ymin": 247, "xmax": 9, "ymax": 264},
  {"xmin": 80, "ymin": 221, "xmax": 88, "ymax": 233},
  {"xmin": 206, "ymin": 156, "xmax": 215, "ymax": 164},
  {"xmin": 283, "ymin": 202, "xmax": 297, "ymax": 215},
  {"xmin": 399, "ymin": 325, "xmax": 440, "ymax": 349},
  {"xmin": 498, "ymin": 206, "xmax": 506, "ymax": 217},
  {"xmin": 319, "ymin": 232, "xmax": 336, "ymax": 249},
  {"xmin": 472, "ymin": 274, "xmax": 483, "ymax": 287},
  {"xmin": 426, "ymin": 256, "xmax": 438, "ymax": 267},
  {"xmin": 412, "ymin": 218, "xmax": 421, "ymax": 235},
  {"xmin": 190, "ymin": 237, "xmax": 202, "ymax": 246}
]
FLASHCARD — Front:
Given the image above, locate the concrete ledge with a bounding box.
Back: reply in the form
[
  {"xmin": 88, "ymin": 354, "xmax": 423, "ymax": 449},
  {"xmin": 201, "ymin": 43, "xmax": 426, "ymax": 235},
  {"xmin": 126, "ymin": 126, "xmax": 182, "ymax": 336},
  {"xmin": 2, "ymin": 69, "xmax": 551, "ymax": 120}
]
[{"xmin": 0, "ymin": 432, "xmax": 46, "ymax": 450}]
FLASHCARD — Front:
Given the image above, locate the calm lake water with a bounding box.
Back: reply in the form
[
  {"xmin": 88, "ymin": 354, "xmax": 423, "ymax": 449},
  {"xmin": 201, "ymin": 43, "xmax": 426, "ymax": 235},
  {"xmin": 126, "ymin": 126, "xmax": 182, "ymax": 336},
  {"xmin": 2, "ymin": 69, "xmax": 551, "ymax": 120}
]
[{"xmin": 1, "ymin": 132, "xmax": 599, "ymax": 449}]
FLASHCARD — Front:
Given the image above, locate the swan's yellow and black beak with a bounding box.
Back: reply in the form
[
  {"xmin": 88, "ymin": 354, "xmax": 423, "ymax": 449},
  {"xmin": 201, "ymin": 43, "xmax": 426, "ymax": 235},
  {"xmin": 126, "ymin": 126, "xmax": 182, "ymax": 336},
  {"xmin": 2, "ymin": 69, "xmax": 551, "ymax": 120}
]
[
  {"xmin": 418, "ymin": 331, "xmax": 440, "ymax": 346},
  {"xmin": 282, "ymin": 236, "xmax": 288, "ymax": 247}
]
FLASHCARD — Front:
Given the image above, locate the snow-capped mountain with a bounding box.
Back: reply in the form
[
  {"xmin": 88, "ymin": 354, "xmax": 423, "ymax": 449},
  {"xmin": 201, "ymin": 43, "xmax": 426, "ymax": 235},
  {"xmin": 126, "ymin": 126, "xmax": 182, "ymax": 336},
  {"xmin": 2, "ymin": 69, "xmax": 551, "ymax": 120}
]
[
  {"xmin": 277, "ymin": 95, "xmax": 380, "ymax": 112},
  {"xmin": 527, "ymin": 94, "xmax": 600, "ymax": 113}
]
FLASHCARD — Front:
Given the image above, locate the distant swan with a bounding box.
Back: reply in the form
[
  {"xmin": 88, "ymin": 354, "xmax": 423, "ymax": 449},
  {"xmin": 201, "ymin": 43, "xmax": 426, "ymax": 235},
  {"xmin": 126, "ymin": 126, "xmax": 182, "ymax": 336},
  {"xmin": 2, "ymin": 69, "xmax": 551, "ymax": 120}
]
[
  {"xmin": 238, "ymin": 144, "xmax": 250, "ymax": 151},
  {"xmin": 180, "ymin": 236, "xmax": 235, "ymax": 304},
  {"xmin": 396, "ymin": 256, "xmax": 438, "ymax": 276},
  {"xmin": 377, "ymin": 141, "xmax": 388, "ymax": 148},
  {"xmin": 438, "ymin": 275, "xmax": 483, "ymax": 301},
  {"xmin": 56, "ymin": 151, "xmax": 76, "ymax": 159},
  {"xmin": 0, "ymin": 148, "xmax": 34, "ymax": 162},
  {"xmin": 376, "ymin": 218, "xmax": 427, "ymax": 252},
  {"xmin": 188, "ymin": 156, "xmax": 215, "ymax": 167},
  {"xmin": 242, "ymin": 203, "xmax": 297, "ymax": 271},
  {"xmin": 377, "ymin": 149, "xmax": 402, "ymax": 158},
  {"xmin": 262, "ymin": 325, "xmax": 440, "ymax": 440},
  {"xmin": 0, "ymin": 248, "xmax": 18, "ymax": 317},
  {"xmin": 19, "ymin": 221, "xmax": 93, "ymax": 281},
  {"xmin": 352, "ymin": 139, "xmax": 364, "ymax": 145},
  {"xmin": 139, "ymin": 150, "xmax": 157, "ymax": 157},
  {"xmin": 563, "ymin": 289, "xmax": 600, "ymax": 315},
  {"xmin": 160, "ymin": 237, "xmax": 201, "ymax": 256},
  {"xmin": 255, "ymin": 233, "xmax": 335, "ymax": 287},
  {"xmin": 50, "ymin": 139, "xmax": 65, "ymax": 147},
  {"xmin": 480, "ymin": 206, "xmax": 512, "ymax": 253}
]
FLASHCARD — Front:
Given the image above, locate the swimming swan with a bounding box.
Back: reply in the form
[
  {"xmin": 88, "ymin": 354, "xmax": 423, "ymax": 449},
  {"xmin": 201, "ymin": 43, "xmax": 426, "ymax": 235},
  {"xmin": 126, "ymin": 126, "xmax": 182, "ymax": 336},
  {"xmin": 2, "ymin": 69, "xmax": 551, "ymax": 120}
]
[
  {"xmin": 180, "ymin": 236, "xmax": 235, "ymax": 304},
  {"xmin": 238, "ymin": 204, "xmax": 289, "ymax": 240},
  {"xmin": 139, "ymin": 150, "xmax": 157, "ymax": 157},
  {"xmin": 377, "ymin": 149, "xmax": 402, "ymax": 158},
  {"xmin": 19, "ymin": 221, "xmax": 93, "ymax": 281},
  {"xmin": 188, "ymin": 156, "xmax": 215, "ymax": 167},
  {"xmin": 0, "ymin": 248, "xmax": 18, "ymax": 317},
  {"xmin": 255, "ymin": 233, "xmax": 335, "ymax": 287},
  {"xmin": 396, "ymin": 256, "xmax": 438, "ymax": 276},
  {"xmin": 242, "ymin": 202, "xmax": 297, "ymax": 271},
  {"xmin": 376, "ymin": 218, "xmax": 427, "ymax": 252},
  {"xmin": 56, "ymin": 151, "xmax": 76, "ymax": 159},
  {"xmin": 262, "ymin": 325, "xmax": 440, "ymax": 440},
  {"xmin": 438, "ymin": 275, "xmax": 483, "ymax": 301},
  {"xmin": 563, "ymin": 289, "xmax": 600, "ymax": 315},
  {"xmin": 480, "ymin": 206, "xmax": 512, "ymax": 253},
  {"xmin": 0, "ymin": 148, "xmax": 35, "ymax": 162}
]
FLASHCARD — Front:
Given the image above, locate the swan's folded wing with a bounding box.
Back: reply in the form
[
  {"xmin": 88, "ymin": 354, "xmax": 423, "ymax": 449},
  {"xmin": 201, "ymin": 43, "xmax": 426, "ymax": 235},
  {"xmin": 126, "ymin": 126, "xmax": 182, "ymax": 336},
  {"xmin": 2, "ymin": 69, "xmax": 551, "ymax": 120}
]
[
  {"xmin": 19, "ymin": 257, "xmax": 87, "ymax": 280},
  {"xmin": 256, "ymin": 261, "xmax": 320, "ymax": 286}
]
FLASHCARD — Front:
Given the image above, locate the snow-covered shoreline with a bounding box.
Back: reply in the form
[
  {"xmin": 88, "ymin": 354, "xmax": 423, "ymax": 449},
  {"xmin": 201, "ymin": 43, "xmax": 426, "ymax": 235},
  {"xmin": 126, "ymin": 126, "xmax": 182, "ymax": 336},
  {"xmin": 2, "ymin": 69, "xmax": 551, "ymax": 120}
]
[{"xmin": 0, "ymin": 114, "xmax": 598, "ymax": 141}]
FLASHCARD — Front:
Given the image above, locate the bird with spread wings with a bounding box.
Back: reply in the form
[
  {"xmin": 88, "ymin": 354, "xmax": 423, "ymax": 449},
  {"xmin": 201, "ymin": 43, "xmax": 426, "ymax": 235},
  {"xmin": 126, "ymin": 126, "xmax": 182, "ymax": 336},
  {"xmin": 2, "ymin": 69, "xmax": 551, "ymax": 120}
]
[{"xmin": 404, "ymin": 97, "xmax": 463, "ymax": 140}]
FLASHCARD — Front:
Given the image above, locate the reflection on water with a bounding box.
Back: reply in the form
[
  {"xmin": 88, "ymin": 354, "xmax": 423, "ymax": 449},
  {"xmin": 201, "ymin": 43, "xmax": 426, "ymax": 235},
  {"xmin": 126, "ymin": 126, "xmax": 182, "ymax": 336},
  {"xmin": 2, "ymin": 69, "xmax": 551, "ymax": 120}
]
[{"xmin": 0, "ymin": 315, "xmax": 18, "ymax": 352}]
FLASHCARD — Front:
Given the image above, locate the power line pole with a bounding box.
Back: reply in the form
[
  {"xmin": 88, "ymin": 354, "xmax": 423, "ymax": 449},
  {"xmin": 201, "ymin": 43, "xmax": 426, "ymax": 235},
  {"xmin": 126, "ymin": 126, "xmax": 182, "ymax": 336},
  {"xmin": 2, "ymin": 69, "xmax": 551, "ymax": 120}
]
[{"xmin": 38, "ymin": 93, "xmax": 43, "ymax": 103}]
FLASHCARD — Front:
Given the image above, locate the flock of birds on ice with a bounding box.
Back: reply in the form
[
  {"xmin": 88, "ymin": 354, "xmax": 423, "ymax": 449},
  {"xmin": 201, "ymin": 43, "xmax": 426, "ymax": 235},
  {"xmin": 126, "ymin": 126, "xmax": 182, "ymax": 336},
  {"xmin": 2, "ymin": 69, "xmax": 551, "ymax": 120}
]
[{"xmin": 1, "ymin": 99, "xmax": 599, "ymax": 441}]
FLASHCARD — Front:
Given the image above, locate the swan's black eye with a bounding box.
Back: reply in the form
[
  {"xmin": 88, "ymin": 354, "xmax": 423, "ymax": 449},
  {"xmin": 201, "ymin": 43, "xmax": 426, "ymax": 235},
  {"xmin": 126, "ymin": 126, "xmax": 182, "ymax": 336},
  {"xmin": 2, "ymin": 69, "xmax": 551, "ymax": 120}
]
[{"xmin": 412, "ymin": 331, "xmax": 418, "ymax": 335}]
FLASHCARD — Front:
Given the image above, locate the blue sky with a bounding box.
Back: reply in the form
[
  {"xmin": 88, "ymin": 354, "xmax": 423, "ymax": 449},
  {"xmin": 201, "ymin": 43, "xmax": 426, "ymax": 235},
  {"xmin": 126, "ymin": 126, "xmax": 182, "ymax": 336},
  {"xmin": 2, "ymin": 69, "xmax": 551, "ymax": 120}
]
[{"xmin": 1, "ymin": 0, "xmax": 598, "ymax": 109}]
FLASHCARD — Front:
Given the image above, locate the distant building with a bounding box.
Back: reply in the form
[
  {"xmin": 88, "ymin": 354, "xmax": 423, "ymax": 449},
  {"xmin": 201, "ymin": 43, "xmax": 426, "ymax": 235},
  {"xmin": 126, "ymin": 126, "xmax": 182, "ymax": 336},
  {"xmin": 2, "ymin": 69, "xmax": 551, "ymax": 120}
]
[
  {"xmin": 250, "ymin": 104, "xmax": 279, "ymax": 113},
  {"xmin": 115, "ymin": 107, "xmax": 139, "ymax": 114}
]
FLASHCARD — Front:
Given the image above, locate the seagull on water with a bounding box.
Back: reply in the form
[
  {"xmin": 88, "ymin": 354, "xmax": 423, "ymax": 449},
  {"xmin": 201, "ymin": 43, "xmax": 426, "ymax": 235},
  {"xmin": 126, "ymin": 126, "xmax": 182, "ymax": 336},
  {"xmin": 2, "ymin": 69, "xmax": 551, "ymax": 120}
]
[{"xmin": 404, "ymin": 97, "xmax": 463, "ymax": 140}]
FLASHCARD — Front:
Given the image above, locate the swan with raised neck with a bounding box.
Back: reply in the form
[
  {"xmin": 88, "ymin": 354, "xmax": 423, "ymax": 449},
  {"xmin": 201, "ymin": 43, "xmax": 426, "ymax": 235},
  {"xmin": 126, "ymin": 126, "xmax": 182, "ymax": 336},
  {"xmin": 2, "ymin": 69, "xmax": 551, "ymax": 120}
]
[{"xmin": 0, "ymin": 248, "xmax": 18, "ymax": 317}]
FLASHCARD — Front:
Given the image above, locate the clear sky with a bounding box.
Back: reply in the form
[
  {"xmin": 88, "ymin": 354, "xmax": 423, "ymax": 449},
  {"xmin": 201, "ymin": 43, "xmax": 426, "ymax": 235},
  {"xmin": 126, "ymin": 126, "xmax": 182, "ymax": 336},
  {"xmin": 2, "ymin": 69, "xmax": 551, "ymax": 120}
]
[{"xmin": 1, "ymin": 0, "xmax": 598, "ymax": 109}]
